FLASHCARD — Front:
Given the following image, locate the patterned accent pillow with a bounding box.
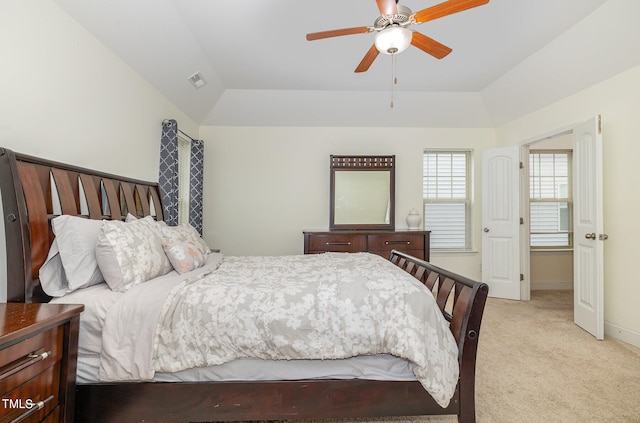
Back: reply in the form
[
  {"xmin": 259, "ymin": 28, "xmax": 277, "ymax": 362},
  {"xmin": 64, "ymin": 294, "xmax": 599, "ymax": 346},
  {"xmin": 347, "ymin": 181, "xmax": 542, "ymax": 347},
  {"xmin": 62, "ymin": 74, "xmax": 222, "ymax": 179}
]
[
  {"xmin": 159, "ymin": 222, "xmax": 211, "ymax": 255},
  {"xmin": 96, "ymin": 216, "xmax": 172, "ymax": 292},
  {"xmin": 162, "ymin": 241, "xmax": 206, "ymax": 274}
]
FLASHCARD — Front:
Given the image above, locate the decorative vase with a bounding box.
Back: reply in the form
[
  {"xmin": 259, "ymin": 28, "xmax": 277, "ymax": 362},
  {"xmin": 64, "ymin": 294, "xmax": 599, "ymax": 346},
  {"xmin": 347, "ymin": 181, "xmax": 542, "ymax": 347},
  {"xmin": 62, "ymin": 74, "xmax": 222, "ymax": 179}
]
[{"xmin": 406, "ymin": 209, "xmax": 421, "ymax": 230}]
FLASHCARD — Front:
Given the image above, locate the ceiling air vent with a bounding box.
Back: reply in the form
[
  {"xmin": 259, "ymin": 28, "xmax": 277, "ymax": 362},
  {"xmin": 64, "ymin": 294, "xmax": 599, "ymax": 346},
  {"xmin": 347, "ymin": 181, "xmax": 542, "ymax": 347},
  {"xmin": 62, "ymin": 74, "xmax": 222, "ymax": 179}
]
[{"xmin": 187, "ymin": 71, "xmax": 207, "ymax": 89}]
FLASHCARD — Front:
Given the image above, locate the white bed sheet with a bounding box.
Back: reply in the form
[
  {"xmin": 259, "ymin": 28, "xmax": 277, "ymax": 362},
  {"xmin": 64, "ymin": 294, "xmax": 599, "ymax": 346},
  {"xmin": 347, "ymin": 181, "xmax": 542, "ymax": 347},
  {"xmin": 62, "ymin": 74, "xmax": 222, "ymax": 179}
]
[{"xmin": 52, "ymin": 254, "xmax": 418, "ymax": 385}]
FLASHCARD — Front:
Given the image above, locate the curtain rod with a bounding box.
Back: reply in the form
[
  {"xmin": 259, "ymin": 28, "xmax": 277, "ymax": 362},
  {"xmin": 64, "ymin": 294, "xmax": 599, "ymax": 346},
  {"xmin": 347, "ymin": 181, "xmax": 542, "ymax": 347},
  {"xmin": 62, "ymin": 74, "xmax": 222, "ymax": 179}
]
[{"xmin": 162, "ymin": 119, "xmax": 199, "ymax": 142}]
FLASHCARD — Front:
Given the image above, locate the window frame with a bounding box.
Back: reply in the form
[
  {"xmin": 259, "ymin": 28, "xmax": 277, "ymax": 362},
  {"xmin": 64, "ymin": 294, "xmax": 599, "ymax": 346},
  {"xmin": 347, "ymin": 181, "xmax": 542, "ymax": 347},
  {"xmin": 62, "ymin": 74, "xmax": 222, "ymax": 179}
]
[
  {"xmin": 422, "ymin": 149, "xmax": 473, "ymax": 251},
  {"xmin": 529, "ymin": 149, "xmax": 573, "ymax": 249}
]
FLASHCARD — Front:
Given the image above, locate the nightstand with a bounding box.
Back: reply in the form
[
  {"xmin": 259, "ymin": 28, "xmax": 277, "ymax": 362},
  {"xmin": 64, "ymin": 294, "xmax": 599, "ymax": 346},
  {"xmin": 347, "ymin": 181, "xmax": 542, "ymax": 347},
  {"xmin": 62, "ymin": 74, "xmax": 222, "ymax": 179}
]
[{"xmin": 0, "ymin": 303, "xmax": 83, "ymax": 423}]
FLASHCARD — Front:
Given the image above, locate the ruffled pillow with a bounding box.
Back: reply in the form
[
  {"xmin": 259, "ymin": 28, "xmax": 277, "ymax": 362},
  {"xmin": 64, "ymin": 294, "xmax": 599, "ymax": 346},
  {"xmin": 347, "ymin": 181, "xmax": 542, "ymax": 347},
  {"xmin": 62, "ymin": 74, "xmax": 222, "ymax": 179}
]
[{"xmin": 162, "ymin": 241, "xmax": 207, "ymax": 274}]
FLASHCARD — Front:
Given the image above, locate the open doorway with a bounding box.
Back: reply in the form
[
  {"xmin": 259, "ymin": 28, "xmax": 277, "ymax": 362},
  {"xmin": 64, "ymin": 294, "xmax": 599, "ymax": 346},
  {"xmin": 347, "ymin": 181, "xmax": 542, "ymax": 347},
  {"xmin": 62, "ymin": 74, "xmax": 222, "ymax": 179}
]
[
  {"xmin": 526, "ymin": 133, "xmax": 574, "ymax": 297},
  {"xmin": 484, "ymin": 117, "xmax": 603, "ymax": 338}
]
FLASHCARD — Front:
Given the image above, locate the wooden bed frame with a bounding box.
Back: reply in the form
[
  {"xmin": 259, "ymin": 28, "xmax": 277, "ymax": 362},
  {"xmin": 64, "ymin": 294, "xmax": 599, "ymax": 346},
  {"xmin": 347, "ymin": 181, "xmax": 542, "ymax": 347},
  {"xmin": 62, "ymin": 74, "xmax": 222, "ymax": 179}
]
[{"xmin": 0, "ymin": 147, "xmax": 489, "ymax": 423}]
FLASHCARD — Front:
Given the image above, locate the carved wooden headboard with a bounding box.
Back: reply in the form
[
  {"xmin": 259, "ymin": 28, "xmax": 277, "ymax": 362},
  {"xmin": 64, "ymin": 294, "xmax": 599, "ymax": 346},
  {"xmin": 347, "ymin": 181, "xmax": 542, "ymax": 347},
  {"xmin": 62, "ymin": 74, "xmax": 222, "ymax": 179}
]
[{"xmin": 0, "ymin": 147, "xmax": 164, "ymax": 303}]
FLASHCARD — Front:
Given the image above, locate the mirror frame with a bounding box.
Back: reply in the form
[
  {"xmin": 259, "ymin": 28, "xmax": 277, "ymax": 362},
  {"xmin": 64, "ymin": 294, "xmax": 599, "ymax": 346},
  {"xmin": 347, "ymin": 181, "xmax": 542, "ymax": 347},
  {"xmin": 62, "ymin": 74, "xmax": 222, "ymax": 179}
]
[{"xmin": 330, "ymin": 155, "xmax": 395, "ymax": 231}]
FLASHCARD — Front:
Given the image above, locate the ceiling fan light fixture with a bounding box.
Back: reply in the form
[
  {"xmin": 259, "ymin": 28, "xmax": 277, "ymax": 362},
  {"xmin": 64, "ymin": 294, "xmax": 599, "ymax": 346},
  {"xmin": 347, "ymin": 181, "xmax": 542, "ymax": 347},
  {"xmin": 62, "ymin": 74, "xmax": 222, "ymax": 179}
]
[{"xmin": 375, "ymin": 26, "xmax": 412, "ymax": 55}]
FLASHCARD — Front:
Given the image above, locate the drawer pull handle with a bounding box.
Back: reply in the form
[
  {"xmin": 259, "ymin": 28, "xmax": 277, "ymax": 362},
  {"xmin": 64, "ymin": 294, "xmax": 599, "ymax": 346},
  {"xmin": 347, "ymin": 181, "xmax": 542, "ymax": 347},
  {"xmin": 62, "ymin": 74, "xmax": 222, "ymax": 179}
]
[
  {"xmin": 0, "ymin": 350, "xmax": 51, "ymax": 381},
  {"xmin": 385, "ymin": 241, "xmax": 411, "ymax": 245},
  {"xmin": 28, "ymin": 351, "xmax": 50, "ymax": 360},
  {"xmin": 326, "ymin": 242, "xmax": 351, "ymax": 246},
  {"xmin": 9, "ymin": 395, "xmax": 54, "ymax": 423}
]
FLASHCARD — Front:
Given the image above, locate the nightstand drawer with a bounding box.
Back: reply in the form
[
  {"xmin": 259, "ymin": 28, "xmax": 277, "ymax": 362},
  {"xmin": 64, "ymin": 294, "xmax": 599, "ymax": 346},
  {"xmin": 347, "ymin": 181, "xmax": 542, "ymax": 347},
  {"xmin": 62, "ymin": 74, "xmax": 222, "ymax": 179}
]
[
  {"xmin": 40, "ymin": 408, "xmax": 60, "ymax": 423},
  {"xmin": 0, "ymin": 303, "xmax": 83, "ymax": 423},
  {"xmin": 367, "ymin": 233, "xmax": 425, "ymax": 253},
  {"xmin": 0, "ymin": 327, "xmax": 62, "ymax": 395},
  {"xmin": 306, "ymin": 234, "xmax": 367, "ymax": 253},
  {"xmin": 0, "ymin": 362, "xmax": 60, "ymax": 423}
]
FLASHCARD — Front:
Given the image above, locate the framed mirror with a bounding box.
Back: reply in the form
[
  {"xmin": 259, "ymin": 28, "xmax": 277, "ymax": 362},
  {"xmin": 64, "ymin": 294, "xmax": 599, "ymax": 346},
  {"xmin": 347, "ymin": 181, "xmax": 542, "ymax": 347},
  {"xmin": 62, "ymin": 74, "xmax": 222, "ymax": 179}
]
[{"xmin": 330, "ymin": 155, "xmax": 395, "ymax": 231}]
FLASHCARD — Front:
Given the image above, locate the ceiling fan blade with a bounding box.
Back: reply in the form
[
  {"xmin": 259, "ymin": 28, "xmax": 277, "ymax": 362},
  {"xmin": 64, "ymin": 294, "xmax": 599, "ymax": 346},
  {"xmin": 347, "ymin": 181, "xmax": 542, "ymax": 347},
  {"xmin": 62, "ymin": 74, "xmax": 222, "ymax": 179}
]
[
  {"xmin": 376, "ymin": 0, "xmax": 398, "ymax": 15},
  {"xmin": 410, "ymin": 32, "xmax": 452, "ymax": 59},
  {"xmin": 306, "ymin": 26, "xmax": 371, "ymax": 41},
  {"xmin": 414, "ymin": 0, "xmax": 489, "ymax": 24},
  {"xmin": 355, "ymin": 44, "xmax": 380, "ymax": 73}
]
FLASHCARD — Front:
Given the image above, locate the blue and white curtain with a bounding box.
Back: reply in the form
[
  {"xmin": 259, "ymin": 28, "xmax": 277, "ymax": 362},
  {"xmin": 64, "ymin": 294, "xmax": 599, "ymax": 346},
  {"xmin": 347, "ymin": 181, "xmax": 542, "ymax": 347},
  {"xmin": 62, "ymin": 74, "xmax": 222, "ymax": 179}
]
[
  {"xmin": 188, "ymin": 140, "xmax": 204, "ymax": 234},
  {"xmin": 158, "ymin": 119, "xmax": 204, "ymax": 234}
]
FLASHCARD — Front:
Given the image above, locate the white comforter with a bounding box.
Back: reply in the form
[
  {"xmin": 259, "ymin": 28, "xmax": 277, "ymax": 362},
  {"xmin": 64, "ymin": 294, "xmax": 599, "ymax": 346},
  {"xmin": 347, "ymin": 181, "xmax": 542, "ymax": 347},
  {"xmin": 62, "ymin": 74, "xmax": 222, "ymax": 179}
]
[{"xmin": 97, "ymin": 252, "xmax": 459, "ymax": 407}]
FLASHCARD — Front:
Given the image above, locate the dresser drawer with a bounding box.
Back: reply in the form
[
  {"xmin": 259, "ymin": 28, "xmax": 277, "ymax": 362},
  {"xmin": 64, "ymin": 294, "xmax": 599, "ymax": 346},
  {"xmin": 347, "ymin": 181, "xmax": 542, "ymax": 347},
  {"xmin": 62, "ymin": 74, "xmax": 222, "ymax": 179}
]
[
  {"xmin": 0, "ymin": 362, "xmax": 60, "ymax": 423},
  {"xmin": 367, "ymin": 233, "xmax": 425, "ymax": 253},
  {"xmin": 368, "ymin": 249, "xmax": 425, "ymax": 261},
  {"xmin": 306, "ymin": 234, "xmax": 367, "ymax": 253},
  {"xmin": 0, "ymin": 326, "xmax": 62, "ymax": 395}
]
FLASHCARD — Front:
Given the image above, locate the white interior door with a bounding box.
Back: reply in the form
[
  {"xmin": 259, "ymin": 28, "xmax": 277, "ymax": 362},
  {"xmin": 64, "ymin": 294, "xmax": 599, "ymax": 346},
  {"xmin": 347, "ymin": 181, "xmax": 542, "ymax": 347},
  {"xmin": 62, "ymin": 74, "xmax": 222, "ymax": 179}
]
[
  {"xmin": 482, "ymin": 146, "xmax": 521, "ymax": 300},
  {"xmin": 573, "ymin": 116, "xmax": 605, "ymax": 339}
]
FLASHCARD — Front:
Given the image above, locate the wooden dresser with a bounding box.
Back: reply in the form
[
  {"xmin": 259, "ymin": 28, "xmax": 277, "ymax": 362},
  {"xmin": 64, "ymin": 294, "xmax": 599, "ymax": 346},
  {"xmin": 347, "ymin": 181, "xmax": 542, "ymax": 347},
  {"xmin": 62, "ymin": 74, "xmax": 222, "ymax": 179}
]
[
  {"xmin": 304, "ymin": 230, "xmax": 430, "ymax": 261},
  {"xmin": 0, "ymin": 303, "xmax": 83, "ymax": 423}
]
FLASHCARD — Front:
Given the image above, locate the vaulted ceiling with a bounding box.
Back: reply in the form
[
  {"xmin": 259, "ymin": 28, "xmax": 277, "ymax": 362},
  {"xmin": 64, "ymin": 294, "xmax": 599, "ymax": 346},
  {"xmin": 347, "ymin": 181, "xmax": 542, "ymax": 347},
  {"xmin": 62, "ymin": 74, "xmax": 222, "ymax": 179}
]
[{"xmin": 54, "ymin": 0, "xmax": 640, "ymax": 127}]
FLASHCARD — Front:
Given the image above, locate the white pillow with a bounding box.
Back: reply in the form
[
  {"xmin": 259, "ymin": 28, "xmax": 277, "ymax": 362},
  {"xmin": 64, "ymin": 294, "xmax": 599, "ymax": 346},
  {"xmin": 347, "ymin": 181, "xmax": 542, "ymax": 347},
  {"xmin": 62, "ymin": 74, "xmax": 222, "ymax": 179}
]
[
  {"xmin": 39, "ymin": 240, "xmax": 71, "ymax": 297},
  {"xmin": 39, "ymin": 215, "xmax": 105, "ymax": 296},
  {"xmin": 95, "ymin": 216, "xmax": 172, "ymax": 292}
]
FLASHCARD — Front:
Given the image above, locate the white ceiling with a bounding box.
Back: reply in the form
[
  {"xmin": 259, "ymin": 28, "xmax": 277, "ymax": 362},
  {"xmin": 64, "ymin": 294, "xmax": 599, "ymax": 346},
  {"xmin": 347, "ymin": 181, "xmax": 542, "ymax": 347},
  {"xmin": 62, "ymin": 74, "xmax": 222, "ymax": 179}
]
[{"xmin": 53, "ymin": 0, "xmax": 640, "ymax": 128}]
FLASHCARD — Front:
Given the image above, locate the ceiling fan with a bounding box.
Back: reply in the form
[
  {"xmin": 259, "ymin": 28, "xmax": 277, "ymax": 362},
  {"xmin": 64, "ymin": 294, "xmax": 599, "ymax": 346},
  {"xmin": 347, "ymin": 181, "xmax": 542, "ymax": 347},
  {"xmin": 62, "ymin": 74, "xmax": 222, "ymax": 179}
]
[{"xmin": 306, "ymin": 0, "xmax": 490, "ymax": 73}]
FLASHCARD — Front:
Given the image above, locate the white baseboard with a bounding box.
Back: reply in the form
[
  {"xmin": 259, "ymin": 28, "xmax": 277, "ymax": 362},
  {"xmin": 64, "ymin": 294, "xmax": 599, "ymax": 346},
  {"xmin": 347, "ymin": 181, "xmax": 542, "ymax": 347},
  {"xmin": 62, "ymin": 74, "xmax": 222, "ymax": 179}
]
[
  {"xmin": 605, "ymin": 321, "xmax": 640, "ymax": 349},
  {"xmin": 531, "ymin": 281, "xmax": 573, "ymax": 290}
]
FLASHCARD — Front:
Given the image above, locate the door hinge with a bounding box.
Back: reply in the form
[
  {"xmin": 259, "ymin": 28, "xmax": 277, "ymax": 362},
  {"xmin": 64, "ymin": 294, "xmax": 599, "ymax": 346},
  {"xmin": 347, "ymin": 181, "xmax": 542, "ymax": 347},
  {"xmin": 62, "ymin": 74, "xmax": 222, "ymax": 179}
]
[
  {"xmin": 519, "ymin": 161, "xmax": 523, "ymax": 169},
  {"xmin": 520, "ymin": 273, "xmax": 524, "ymax": 281},
  {"xmin": 520, "ymin": 217, "xmax": 524, "ymax": 225},
  {"xmin": 598, "ymin": 115, "xmax": 602, "ymax": 134}
]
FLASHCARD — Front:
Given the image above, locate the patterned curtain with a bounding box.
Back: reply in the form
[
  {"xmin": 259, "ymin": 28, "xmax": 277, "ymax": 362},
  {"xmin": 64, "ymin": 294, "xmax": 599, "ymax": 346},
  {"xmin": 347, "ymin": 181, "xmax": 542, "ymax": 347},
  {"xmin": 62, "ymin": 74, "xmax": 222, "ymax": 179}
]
[
  {"xmin": 159, "ymin": 119, "xmax": 179, "ymax": 226},
  {"xmin": 188, "ymin": 140, "xmax": 204, "ymax": 234},
  {"xmin": 158, "ymin": 120, "xmax": 204, "ymax": 233}
]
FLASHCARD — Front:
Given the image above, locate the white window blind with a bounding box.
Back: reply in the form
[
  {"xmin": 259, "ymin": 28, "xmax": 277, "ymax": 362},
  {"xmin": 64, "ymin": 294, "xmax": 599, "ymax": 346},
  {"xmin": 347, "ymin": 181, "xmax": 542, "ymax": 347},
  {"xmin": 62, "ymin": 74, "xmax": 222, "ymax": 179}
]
[
  {"xmin": 529, "ymin": 150, "xmax": 572, "ymax": 248},
  {"xmin": 423, "ymin": 150, "xmax": 471, "ymax": 250}
]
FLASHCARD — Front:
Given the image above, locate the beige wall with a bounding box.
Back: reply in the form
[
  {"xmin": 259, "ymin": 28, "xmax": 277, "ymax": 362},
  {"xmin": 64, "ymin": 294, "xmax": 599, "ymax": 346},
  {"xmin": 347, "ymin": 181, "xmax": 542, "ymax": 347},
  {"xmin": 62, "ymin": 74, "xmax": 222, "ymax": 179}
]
[
  {"xmin": 199, "ymin": 126, "xmax": 495, "ymax": 280},
  {"xmin": 0, "ymin": 0, "xmax": 198, "ymax": 300},
  {"xmin": 496, "ymin": 64, "xmax": 640, "ymax": 346},
  {"xmin": 0, "ymin": 0, "xmax": 197, "ymax": 180},
  {"xmin": 531, "ymin": 251, "xmax": 573, "ymax": 290}
]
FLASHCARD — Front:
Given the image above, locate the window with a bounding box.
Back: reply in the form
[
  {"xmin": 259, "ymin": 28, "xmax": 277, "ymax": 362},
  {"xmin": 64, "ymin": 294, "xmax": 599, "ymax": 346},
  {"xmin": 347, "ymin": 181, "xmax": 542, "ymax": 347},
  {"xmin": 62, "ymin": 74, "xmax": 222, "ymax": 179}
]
[
  {"xmin": 177, "ymin": 136, "xmax": 192, "ymax": 225},
  {"xmin": 423, "ymin": 150, "xmax": 472, "ymax": 250},
  {"xmin": 529, "ymin": 150, "xmax": 572, "ymax": 248}
]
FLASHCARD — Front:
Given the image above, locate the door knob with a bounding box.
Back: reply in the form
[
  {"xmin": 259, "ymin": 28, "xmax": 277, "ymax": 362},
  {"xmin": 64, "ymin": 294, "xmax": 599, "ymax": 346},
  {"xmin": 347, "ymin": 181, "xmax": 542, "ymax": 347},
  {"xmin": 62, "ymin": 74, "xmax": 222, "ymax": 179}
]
[
  {"xmin": 585, "ymin": 233, "xmax": 596, "ymax": 239},
  {"xmin": 483, "ymin": 228, "xmax": 490, "ymax": 233}
]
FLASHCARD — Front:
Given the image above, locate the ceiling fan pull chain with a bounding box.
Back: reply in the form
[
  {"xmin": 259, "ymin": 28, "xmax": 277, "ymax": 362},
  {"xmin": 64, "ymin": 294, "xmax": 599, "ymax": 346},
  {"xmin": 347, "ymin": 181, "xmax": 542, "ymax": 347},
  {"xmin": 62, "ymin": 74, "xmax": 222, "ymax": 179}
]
[{"xmin": 390, "ymin": 53, "xmax": 397, "ymax": 108}]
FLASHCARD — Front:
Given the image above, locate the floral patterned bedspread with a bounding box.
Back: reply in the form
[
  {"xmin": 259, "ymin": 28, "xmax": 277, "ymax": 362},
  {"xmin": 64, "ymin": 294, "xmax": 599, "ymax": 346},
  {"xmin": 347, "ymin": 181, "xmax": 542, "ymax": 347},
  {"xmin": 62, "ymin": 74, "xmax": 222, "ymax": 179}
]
[{"xmin": 151, "ymin": 253, "xmax": 459, "ymax": 407}]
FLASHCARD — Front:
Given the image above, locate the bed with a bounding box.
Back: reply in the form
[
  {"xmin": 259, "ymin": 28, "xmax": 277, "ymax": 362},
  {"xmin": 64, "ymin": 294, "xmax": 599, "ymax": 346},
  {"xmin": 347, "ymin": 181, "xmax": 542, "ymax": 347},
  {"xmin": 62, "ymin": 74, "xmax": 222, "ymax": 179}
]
[{"xmin": 0, "ymin": 147, "xmax": 488, "ymax": 423}]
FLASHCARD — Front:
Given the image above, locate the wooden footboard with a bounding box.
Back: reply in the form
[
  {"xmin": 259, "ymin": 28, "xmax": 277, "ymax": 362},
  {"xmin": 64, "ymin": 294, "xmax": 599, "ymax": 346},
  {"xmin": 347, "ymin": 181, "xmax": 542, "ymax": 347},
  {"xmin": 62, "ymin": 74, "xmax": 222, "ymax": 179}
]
[{"xmin": 390, "ymin": 249, "xmax": 489, "ymax": 422}]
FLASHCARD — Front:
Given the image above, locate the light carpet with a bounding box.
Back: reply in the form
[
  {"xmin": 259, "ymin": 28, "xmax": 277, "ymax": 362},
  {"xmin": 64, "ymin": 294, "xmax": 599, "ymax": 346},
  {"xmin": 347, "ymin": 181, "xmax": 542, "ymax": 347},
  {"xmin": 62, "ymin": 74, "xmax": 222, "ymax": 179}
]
[{"xmin": 262, "ymin": 290, "xmax": 640, "ymax": 423}]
